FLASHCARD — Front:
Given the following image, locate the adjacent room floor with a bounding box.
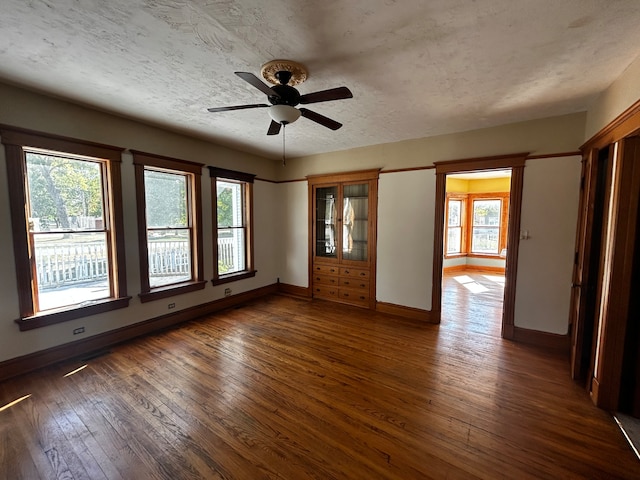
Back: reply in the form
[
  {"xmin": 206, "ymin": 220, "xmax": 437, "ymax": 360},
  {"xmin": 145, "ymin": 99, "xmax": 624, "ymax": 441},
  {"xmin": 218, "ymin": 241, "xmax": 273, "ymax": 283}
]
[{"xmin": 442, "ymin": 270, "xmax": 505, "ymax": 337}]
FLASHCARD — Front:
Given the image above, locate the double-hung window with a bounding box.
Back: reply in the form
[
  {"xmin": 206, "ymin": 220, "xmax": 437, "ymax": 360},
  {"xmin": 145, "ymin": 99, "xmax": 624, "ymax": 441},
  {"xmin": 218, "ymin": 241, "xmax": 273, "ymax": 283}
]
[
  {"xmin": 471, "ymin": 199, "xmax": 502, "ymax": 254},
  {"xmin": 1, "ymin": 127, "xmax": 130, "ymax": 330},
  {"xmin": 446, "ymin": 197, "xmax": 465, "ymax": 254},
  {"xmin": 209, "ymin": 167, "xmax": 256, "ymax": 284},
  {"xmin": 133, "ymin": 151, "xmax": 206, "ymax": 302},
  {"xmin": 444, "ymin": 193, "xmax": 509, "ymax": 258}
]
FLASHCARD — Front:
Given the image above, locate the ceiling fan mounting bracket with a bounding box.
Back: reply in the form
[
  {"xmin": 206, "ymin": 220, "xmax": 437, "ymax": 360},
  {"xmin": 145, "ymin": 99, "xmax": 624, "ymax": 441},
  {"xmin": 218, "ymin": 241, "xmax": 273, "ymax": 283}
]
[{"xmin": 261, "ymin": 59, "xmax": 308, "ymax": 86}]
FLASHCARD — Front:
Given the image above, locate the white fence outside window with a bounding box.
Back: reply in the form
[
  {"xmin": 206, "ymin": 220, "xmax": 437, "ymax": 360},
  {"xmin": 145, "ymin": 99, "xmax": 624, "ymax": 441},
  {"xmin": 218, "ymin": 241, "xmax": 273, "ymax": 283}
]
[{"xmin": 36, "ymin": 238, "xmax": 235, "ymax": 289}]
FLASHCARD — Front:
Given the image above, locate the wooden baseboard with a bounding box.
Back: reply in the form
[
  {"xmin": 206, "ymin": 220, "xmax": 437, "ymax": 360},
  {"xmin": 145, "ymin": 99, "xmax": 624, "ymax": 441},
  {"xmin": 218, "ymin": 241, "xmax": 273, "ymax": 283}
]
[
  {"xmin": 277, "ymin": 282, "xmax": 311, "ymax": 298},
  {"xmin": 443, "ymin": 265, "xmax": 506, "ymax": 274},
  {"xmin": 376, "ymin": 301, "xmax": 435, "ymax": 323},
  {"xmin": 512, "ymin": 325, "xmax": 570, "ymax": 353},
  {"xmin": 442, "ymin": 264, "xmax": 467, "ymax": 273},
  {"xmin": 0, "ymin": 283, "xmax": 278, "ymax": 382}
]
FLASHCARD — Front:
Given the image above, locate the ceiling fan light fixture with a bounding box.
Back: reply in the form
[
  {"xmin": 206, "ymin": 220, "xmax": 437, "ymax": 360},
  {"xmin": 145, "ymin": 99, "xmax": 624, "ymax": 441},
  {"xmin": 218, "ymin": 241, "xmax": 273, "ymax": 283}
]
[{"xmin": 269, "ymin": 105, "xmax": 301, "ymax": 125}]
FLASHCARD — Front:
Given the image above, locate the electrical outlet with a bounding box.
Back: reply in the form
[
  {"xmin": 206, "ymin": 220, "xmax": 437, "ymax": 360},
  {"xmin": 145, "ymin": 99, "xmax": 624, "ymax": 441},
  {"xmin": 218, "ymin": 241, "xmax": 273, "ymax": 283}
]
[
  {"xmin": 168, "ymin": 303, "xmax": 175, "ymax": 309},
  {"xmin": 224, "ymin": 288, "xmax": 232, "ymax": 297},
  {"xmin": 73, "ymin": 327, "xmax": 85, "ymax": 335}
]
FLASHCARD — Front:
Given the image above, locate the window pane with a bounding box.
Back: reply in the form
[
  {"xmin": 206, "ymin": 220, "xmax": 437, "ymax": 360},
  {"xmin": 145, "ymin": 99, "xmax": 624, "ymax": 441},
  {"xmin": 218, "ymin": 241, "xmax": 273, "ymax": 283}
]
[
  {"xmin": 447, "ymin": 226, "xmax": 461, "ymax": 254},
  {"xmin": 473, "ymin": 200, "xmax": 501, "ymax": 226},
  {"xmin": 147, "ymin": 229, "xmax": 191, "ymax": 287},
  {"xmin": 218, "ymin": 227, "xmax": 246, "ymax": 274},
  {"xmin": 26, "ymin": 152, "xmax": 104, "ymax": 233},
  {"xmin": 343, "ymin": 183, "xmax": 368, "ymax": 261},
  {"xmin": 144, "ymin": 169, "xmax": 188, "ymax": 228},
  {"xmin": 217, "ymin": 180, "xmax": 243, "ymax": 228},
  {"xmin": 472, "ymin": 227, "xmax": 500, "ymax": 253},
  {"xmin": 33, "ymin": 232, "xmax": 111, "ymax": 311},
  {"xmin": 316, "ymin": 186, "xmax": 337, "ymax": 257},
  {"xmin": 448, "ymin": 200, "xmax": 461, "ymax": 227}
]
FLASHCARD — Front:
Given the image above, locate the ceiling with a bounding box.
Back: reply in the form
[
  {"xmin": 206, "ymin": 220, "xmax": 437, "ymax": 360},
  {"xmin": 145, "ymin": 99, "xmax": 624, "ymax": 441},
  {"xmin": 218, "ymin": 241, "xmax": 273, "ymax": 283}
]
[{"xmin": 1, "ymin": 1, "xmax": 640, "ymax": 160}]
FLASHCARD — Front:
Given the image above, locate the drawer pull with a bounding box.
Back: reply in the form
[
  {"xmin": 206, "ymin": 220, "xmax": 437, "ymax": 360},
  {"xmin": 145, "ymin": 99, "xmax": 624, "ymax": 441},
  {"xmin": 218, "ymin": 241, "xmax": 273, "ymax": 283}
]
[
  {"xmin": 360, "ymin": 284, "xmax": 366, "ymax": 288},
  {"xmin": 343, "ymin": 281, "xmax": 350, "ymax": 285},
  {"xmin": 360, "ymin": 272, "xmax": 366, "ymax": 276},
  {"xmin": 360, "ymin": 296, "xmax": 366, "ymax": 300},
  {"xmin": 344, "ymin": 269, "xmax": 350, "ymax": 274}
]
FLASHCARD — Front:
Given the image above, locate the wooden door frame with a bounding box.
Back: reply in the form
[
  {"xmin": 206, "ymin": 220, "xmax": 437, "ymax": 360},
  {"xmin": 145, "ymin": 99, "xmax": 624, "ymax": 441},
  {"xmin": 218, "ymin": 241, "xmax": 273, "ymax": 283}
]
[
  {"xmin": 431, "ymin": 153, "xmax": 528, "ymax": 339},
  {"xmin": 577, "ymin": 98, "xmax": 640, "ymax": 410},
  {"xmin": 570, "ymin": 147, "xmax": 609, "ymax": 381}
]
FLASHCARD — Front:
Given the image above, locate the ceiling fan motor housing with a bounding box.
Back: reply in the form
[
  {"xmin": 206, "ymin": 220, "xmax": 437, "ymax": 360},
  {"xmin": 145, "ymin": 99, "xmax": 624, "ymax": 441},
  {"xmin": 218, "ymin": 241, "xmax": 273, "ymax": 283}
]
[{"xmin": 269, "ymin": 81, "xmax": 301, "ymax": 107}]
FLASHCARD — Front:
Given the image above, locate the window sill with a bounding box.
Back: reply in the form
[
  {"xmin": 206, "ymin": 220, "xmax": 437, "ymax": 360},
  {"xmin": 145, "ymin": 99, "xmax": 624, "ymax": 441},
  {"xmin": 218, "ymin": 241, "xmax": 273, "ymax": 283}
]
[
  {"xmin": 444, "ymin": 253, "xmax": 467, "ymax": 259},
  {"xmin": 15, "ymin": 297, "xmax": 132, "ymax": 331},
  {"xmin": 139, "ymin": 280, "xmax": 207, "ymax": 303},
  {"xmin": 212, "ymin": 270, "xmax": 257, "ymax": 286},
  {"xmin": 468, "ymin": 253, "xmax": 505, "ymax": 259}
]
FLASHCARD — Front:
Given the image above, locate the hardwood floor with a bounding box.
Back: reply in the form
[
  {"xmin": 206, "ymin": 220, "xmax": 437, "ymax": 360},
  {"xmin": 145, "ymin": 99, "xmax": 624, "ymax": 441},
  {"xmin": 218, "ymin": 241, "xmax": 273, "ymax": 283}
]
[
  {"xmin": 1, "ymin": 293, "xmax": 639, "ymax": 479},
  {"xmin": 442, "ymin": 270, "xmax": 505, "ymax": 337}
]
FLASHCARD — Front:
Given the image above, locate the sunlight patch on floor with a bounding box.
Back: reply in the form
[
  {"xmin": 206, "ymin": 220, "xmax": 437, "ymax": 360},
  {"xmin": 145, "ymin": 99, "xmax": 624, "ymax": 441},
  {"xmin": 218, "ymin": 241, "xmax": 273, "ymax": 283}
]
[
  {"xmin": 453, "ymin": 275, "xmax": 474, "ymax": 284},
  {"xmin": 0, "ymin": 394, "xmax": 31, "ymax": 412},
  {"xmin": 453, "ymin": 275, "xmax": 489, "ymax": 293},
  {"xmin": 483, "ymin": 275, "xmax": 505, "ymax": 285}
]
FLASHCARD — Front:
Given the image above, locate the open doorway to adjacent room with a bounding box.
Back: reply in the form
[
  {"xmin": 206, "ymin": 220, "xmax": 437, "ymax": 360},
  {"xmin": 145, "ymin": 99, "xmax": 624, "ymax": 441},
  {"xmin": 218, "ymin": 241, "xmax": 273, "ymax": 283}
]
[
  {"xmin": 441, "ymin": 170, "xmax": 512, "ymax": 337},
  {"xmin": 432, "ymin": 153, "xmax": 526, "ymax": 340}
]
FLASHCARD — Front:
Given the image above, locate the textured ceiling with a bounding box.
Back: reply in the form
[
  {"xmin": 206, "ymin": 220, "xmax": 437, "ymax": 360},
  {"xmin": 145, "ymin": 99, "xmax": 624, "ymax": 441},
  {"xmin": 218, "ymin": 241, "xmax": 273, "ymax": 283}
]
[{"xmin": 1, "ymin": 1, "xmax": 640, "ymax": 160}]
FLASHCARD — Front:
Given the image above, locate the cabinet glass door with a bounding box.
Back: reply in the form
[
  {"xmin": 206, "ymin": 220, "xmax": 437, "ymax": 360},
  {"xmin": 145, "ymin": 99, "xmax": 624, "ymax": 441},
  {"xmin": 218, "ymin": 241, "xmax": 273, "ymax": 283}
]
[
  {"xmin": 342, "ymin": 183, "xmax": 369, "ymax": 261},
  {"xmin": 315, "ymin": 186, "xmax": 338, "ymax": 258}
]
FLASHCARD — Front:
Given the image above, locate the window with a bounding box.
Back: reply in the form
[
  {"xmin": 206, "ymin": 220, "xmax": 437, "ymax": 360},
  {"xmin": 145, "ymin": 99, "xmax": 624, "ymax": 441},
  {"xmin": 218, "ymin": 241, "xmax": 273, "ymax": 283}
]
[
  {"xmin": 1, "ymin": 126, "xmax": 130, "ymax": 330},
  {"xmin": 471, "ymin": 199, "xmax": 502, "ymax": 253},
  {"xmin": 209, "ymin": 167, "xmax": 256, "ymax": 284},
  {"xmin": 132, "ymin": 151, "xmax": 206, "ymax": 302},
  {"xmin": 446, "ymin": 198, "xmax": 464, "ymax": 254},
  {"xmin": 444, "ymin": 193, "xmax": 509, "ymax": 258}
]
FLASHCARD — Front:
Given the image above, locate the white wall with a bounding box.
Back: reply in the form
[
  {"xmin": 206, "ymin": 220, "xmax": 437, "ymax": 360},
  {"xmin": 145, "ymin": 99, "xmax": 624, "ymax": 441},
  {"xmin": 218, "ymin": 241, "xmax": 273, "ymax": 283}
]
[
  {"xmin": 0, "ymin": 83, "xmax": 280, "ymax": 362},
  {"xmin": 278, "ymin": 181, "xmax": 309, "ymax": 287},
  {"xmin": 377, "ymin": 170, "xmax": 435, "ymax": 310},
  {"xmin": 514, "ymin": 156, "xmax": 582, "ymax": 334},
  {"xmin": 585, "ymin": 54, "xmax": 640, "ymax": 141}
]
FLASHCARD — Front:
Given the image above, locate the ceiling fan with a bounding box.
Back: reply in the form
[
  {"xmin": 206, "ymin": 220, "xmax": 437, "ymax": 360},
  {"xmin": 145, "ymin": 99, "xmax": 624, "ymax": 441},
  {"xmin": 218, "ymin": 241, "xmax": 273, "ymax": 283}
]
[{"xmin": 207, "ymin": 60, "xmax": 352, "ymax": 136}]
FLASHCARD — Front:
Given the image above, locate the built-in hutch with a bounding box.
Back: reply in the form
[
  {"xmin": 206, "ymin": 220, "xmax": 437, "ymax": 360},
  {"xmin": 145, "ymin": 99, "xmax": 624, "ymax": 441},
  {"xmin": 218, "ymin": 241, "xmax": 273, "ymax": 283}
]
[{"xmin": 308, "ymin": 169, "xmax": 379, "ymax": 309}]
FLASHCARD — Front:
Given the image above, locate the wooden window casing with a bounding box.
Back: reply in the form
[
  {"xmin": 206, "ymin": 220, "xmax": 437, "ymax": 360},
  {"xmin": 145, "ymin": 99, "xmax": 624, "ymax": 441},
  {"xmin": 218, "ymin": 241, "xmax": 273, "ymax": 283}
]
[
  {"xmin": 132, "ymin": 151, "xmax": 206, "ymax": 303},
  {"xmin": 209, "ymin": 166, "xmax": 256, "ymax": 285},
  {"xmin": 1, "ymin": 125, "xmax": 130, "ymax": 331}
]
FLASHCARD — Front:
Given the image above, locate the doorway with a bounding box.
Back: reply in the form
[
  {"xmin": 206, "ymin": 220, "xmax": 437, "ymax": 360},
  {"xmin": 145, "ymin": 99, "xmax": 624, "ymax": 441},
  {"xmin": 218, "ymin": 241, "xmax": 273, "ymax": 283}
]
[
  {"xmin": 442, "ymin": 170, "xmax": 512, "ymax": 336},
  {"xmin": 431, "ymin": 153, "xmax": 527, "ymax": 339}
]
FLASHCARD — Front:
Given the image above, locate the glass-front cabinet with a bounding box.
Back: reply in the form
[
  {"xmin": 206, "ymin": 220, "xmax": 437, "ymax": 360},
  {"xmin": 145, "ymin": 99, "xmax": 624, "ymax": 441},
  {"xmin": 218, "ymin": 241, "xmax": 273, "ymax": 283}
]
[{"xmin": 309, "ymin": 169, "xmax": 379, "ymax": 309}]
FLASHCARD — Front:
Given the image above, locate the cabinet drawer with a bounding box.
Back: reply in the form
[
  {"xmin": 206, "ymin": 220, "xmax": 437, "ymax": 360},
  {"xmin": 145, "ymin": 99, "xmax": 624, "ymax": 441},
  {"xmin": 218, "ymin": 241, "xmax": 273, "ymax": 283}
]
[
  {"xmin": 340, "ymin": 267, "xmax": 370, "ymax": 279},
  {"xmin": 313, "ymin": 274, "xmax": 339, "ymax": 286},
  {"xmin": 338, "ymin": 288, "xmax": 370, "ymax": 307},
  {"xmin": 312, "ymin": 284, "xmax": 339, "ymax": 299},
  {"xmin": 313, "ymin": 264, "xmax": 340, "ymax": 275},
  {"xmin": 339, "ymin": 277, "xmax": 369, "ymax": 290}
]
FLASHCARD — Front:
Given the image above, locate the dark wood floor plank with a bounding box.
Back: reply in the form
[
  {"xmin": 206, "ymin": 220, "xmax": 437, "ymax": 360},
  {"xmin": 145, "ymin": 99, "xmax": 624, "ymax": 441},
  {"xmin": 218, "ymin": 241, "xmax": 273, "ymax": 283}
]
[{"xmin": 2, "ymin": 281, "xmax": 639, "ymax": 479}]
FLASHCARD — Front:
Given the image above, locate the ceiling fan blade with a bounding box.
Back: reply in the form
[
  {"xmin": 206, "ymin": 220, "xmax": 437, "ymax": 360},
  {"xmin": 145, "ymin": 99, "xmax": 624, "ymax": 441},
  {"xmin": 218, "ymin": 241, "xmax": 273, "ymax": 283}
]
[
  {"xmin": 299, "ymin": 108, "xmax": 343, "ymax": 130},
  {"xmin": 267, "ymin": 120, "xmax": 281, "ymax": 136},
  {"xmin": 235, "ymin": 72, "xmax": 280, "ymax": 98},
  {"xmin": 299, "ymin": 86, "xmax": 353, "ymax": 105},
  {"xmin": 207, "ymin": 104, "xmax": 269, "ymax": 113}
]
